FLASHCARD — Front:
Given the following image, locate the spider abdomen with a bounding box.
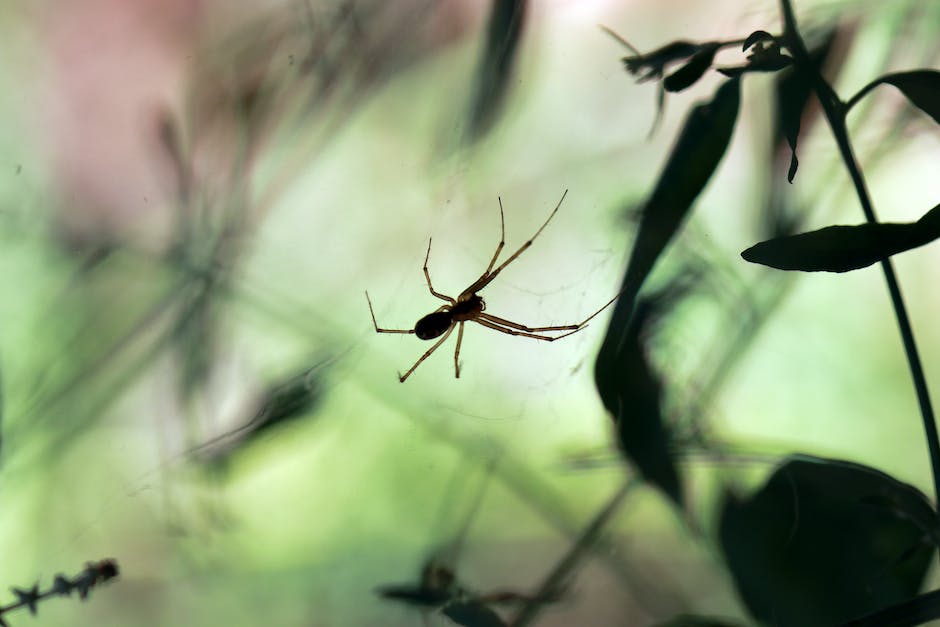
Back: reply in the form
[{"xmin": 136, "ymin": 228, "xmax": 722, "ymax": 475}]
[{"xmin": 415, "ymin": 311, "xmax": 453, "ymax": 340}]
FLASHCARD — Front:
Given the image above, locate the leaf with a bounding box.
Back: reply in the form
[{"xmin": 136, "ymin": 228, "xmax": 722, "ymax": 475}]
[
  {"xmin": 720, "ymin": 455, "xmax": 934, "ymax": 627},
  {"xmin": 743, "ymin": 30, "xmax": 775, "ymax": 52},
  {"xmin": 741, "ymin": 202, "xmax": 940, "ymax": 272},
  {"xmin": 774, "ymin": 30, "xmax": 838, "ymax": 183},
  {"xmin": 12, "ymin": 584, "xmax": 40, "ymax": 615},
  {"xmin": 848, "ymin": 70, "xmax": 940, "ymax": 125},
  {"xmin": 595, "ymin": 79, "xmax": 739, "ymax": 504},
  {"xmin": 621, "ymin": 40, "xmax": 701, "ymax": 82},
  {"xmin": 594, "ymin": 286, "xmax": 690, "ymax": 505},
  {"xmin": 466, "ymin": 0, "xmax": 528, "ymax": 141},
  {"xmin": 596, "ymin": 76, "xmax": 740, "ymax": 380},
  {"xmin": 654, "ymin": 616, "xmax": 745, "ymax": 627},
  {"xmin": 663, "ymin": 44, "xmax": 719, "ymax": 92},
  {"xmin": 442, "ymin": 599, "xmax": 507, "ymax": 627},
  {"xmin": 194, "ymin": 361, "xmax": 327, "ymax": 466}
]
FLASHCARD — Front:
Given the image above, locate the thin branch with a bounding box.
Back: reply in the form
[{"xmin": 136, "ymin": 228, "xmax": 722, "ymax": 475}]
[{"xmin": 509, "ymin": 479, "xmax": 637, "ymax": 627}]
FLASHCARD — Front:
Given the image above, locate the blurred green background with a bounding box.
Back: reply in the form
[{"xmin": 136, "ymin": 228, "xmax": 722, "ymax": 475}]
[{"xmin": 0, "ymin": 0, "xmax": 938, "ymax": 625}]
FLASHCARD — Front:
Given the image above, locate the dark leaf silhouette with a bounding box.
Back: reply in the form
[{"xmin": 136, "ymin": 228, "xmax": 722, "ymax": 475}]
[
  {"xmin": 663, "ymin": 44, "xmax": 719, "ymax": 92},
  {"xmin": 595, "ymin": 78, "xmax": 739, "ymax": 504},
  {"xmin": 192, "ymin": 362, "xmax": 327, "ymax": 467},
  {"xmin": 377, "ymin": 559, "xmax": 458, "ymax": 609},
  {"xmin": 12, "ymin": 585, "xmax": 39, "ymax": 615},
  {"xmin": 773, "ymin": 30, "xmax": 837, "ymax": 183},
  {"xmin": 595, "ymin": 75, "xmax": 740, "ymax": 395},
  {"xmin": 466, "ymin": 0, "xmax": 528, "ymax": 141},
  {"xmin": 654, "ymin": 615, "xmax": 745, "ymax": 627},
  {"xmin": 743, "ymin": 30, "xmax": 776, "ymax": 52},
  {"xmin": 717, "ymin": 31, "xmax": 792, "ymax": 79},
  {"xmin": 619, "ymin": 40, "xmax": 701, "ymax": 82},
  {"xmin": 594, "ymin": 285, "xmax": 693, "ymax": 506},
  {"xmin": 847, "ymin": 70, "xmax": 940, "ymax": 125},
  {"xmin": 741, "ymin": 202, "xmax": 940, "ymax": 272},
  {"xmin": 720, "ymin": 456, "xmax": 934, "ymax": 627},
  {"xmin": 442, "ymin": 599, "xmax": 507, "ymax": 627}
]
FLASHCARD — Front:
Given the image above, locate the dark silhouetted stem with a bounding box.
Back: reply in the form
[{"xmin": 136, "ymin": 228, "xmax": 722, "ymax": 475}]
[
  {"xmin": 509, "ymin": 479, "xmax": 636, "ymax": 627},
  {"xmin": 779, "ymin": 0, "xmax": 940, "ymax": 505}
]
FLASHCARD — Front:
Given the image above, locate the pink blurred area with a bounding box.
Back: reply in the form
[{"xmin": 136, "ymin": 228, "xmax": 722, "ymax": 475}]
[
  {"xmin": 36, "ymin": 0, "xmax": 484, "ymax": 249},
  {"xmin": 40, "ymin": 0, "xmax": 204, "ymax": 245}
]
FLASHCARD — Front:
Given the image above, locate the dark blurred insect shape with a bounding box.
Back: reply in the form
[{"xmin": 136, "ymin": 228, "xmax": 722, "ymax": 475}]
[{"xmin": 366, "ymin": 190, "xmax": 626, "ymax": 382}]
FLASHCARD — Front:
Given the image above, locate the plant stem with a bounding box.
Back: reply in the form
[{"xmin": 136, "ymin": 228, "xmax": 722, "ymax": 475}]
[
  {"xmin": 778, "ymin": 0, "xmax": 940, "ymax": 504},
  {"xmin": 508, "ymin": 479, "xmax": 636, "ymax": 627}
]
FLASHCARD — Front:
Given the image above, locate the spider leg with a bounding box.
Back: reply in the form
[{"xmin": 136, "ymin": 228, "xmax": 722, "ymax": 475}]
[
  {"xmin": 399, "ymin": 324, "xmax": 455, "ymax": 382},
  {"xmin": 461, "ymin": 189, "xmax": 568, "ymax": 297},
  {"xmin": 453, "ymin": 321, "xmax": 465, "ymax": 378},
  {"xmin": 423, "ymin": 239, "xmax": 456, "ymax": 304},
  {"xmin": 482, "ymin": 198, "xmax": 506, "ymax": 276},
  {"xmin": 474, "ymin": 317, "xmax": 581, "ymax": 341},
  {"xmin": 479, "ymin": 312, "xmax": 581, "ymax": 333},
  {"xmin": 366, "ymin": 291, "xmax": 415, "ymax": 334}
]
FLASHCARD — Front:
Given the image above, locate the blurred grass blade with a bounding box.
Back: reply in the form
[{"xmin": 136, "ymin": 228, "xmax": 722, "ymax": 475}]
[
  {"xmin": 847, "ymin": 70, "xmax": 940, "ymax": 125},
  {"xmin": 596, "ymin": 76, "xmax": 740, "ymax": 356},
  {"xmin": 741, "ymin": 202, "xmax": 940, "ymax": 272},
  {"xmin": 466, "ymin": 0, "xmax": 528, "ymax": 142},
  {"xmin": 663, "ymin": 44, "xmax": 719, "ymax": 92},
  {"xmin": 720, "ymin": 455, "xmax": 934, "ymax": 627}
]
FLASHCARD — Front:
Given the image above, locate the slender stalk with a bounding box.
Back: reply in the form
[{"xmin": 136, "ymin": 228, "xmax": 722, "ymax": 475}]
[
  {"xmin": 508, "ymin": 480, "xmax": 636, "ymax": 627},
  {"xmin": 778, "ymin": 0, "xmax": 940, "ymax": 504}
]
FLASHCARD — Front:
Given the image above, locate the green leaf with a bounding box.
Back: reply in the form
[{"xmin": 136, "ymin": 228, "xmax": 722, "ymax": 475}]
[
  {"xmin": 720, "ymin": 456, "xmax": 934, "ymax": 627},
  {"xmin": 741, "ymin": 202, "xmax": 940, "ymax": 272},
  {"xmin": 848, "ymin": 70, "xmax": 940, "ymax": 125},
  {"xmin": 466, "ymin": 0, "xmax": 528, "ymax": 141},
  {"xmin": 663, "ymin": 44, "xmax": 719, "ymax": 92}
]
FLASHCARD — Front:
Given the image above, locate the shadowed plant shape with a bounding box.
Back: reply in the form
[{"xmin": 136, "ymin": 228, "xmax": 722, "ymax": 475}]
[
  {"xmin": 190, "ymin": 359, "xmax": 327, "ymax": 469},
  {"xmin": 465, "ymin": 0, "xmax": 528, "ymax": 143},
  {"xmin": 376, "ymin": 554, "xmax": 554, "ymax": 627},
  {"xmin": 717, "ymin": 30, "xmax": 793, "ymax": 78},
  {"xmin": 741, "ymin": 201, "xmax": 940, "ymax": 272},
  {"xmin": 846, "ymin": 70, "xmax": 940, "ymax": 125},
  {"xmin": 720, "ymin": 456, "xmax": 934, "ymax": 627},
  {"xmin": 770, "ymin": 28, "xmax": 838, "ymax": 184},
  {"xmin": 653, "ymin": 615, "xmax": 746, "ymax": 627},
  {"xmin": 594, "ymin": 81, "xmax": 741, "ymax": 482},
  {"xmin": 596, "ymin": 76, "xmax": 740, "ymax": 354},
  {"xmin": 662, "ymin": 43, "xmax": 721, "ymax": 93},
  {"xmin": 0, "ymin": 559, "xmax": 118, "ymax": 626},
  {"xmin": 594, "ymin": 280, "xmax": 697, "ymax": 507}
]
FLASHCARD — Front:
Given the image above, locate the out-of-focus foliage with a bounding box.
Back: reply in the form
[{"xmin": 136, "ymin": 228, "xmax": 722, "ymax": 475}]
[{"xmin": 0, "ymin": 0, "xmax": 936, "ymax": 626}]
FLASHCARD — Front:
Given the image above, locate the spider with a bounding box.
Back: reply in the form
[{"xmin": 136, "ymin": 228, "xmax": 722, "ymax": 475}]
[{"xmin": 365, "ymin": 190, "xmax": 621, "ymax": 382}]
